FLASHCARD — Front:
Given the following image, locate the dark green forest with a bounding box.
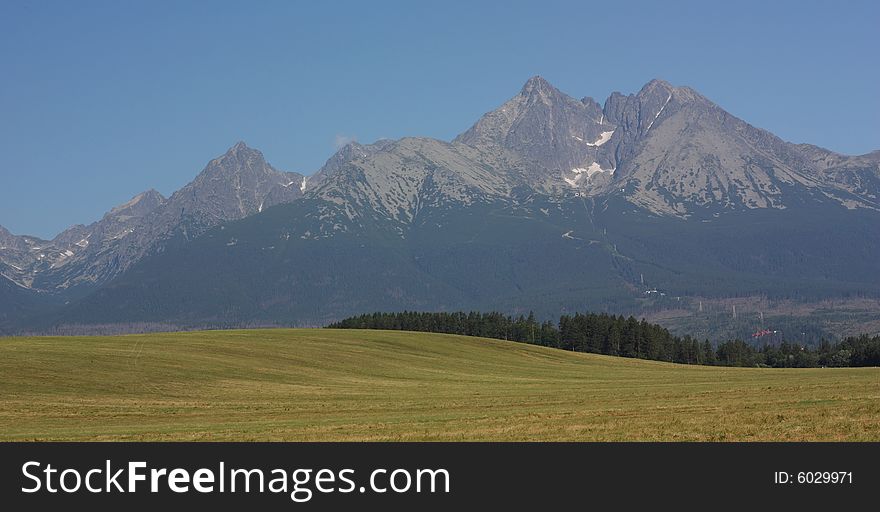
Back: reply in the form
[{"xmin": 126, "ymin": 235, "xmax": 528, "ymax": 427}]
[
  {"xmin": 9, "ymin": 196, "xmax": 877, "ymax": 340},
  {"xmin": 328, "ymin": 311, "xmax": 880, "ymax": 368}
]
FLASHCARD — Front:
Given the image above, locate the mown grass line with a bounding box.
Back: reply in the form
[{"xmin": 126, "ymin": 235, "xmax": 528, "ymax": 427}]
[{"xmin": 1, "ymin": 329, "xmax": 878, "ymax": 441}]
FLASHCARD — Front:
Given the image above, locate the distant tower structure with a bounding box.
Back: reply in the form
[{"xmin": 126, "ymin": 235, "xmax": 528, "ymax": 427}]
[
  {"xmin": 732, "ymin": 305, "xmax": 737, "ymax": 320},
  {"xmin": 640, "ymin": 273, "xmax": 644, "ymax": 285},
  {"xmin": 760, "ymin": 311, "xmax": 764, "ymax": 325},
  {"xmin": 699, "ymin": 301, "xmax": 703, "ymax": 313}
]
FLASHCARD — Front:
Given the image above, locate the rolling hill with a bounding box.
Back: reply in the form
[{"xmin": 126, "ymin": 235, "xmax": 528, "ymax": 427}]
[{"xmin": 1, "ymin": 329, "xmax": 877, "ymax": 441}]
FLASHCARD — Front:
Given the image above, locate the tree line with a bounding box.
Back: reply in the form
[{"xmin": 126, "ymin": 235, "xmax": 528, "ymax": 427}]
[{"xmin": 327, "ymin": 311, "xmax": 880, "ymax": 368}]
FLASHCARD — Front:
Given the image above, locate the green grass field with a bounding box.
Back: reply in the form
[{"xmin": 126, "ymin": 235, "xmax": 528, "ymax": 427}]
[{"xmin": 1, "ymin": 329, "xmax": 878, "ymax": 441}]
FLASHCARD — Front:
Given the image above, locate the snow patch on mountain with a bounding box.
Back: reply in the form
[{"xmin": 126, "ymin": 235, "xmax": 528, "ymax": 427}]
[
  {"xmin": 564, "ymin": 163, "xmax": 616, "ymax": 187},
  {"xmin": 645, "ymin": 94, "xmax": 672, "ymax": 132},
  {"xmin": 585, "ymin": 130, "xmax": 614, "ymax": 147}
]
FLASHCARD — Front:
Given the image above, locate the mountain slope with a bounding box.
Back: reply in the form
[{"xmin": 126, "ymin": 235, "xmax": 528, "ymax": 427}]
[
  {"xmin": 0, "ymin": 274, "xmax": 58, "ymax": 332},
  {"xmin": 455, "ymin": 76, "xmax": 613, "ymax": 174},
  {"xmin": 0, "ymin": 190, "xmax": 166, "ymax": 292},
  {"xmin": 47, "ymin": 190, "xmax": 880, "ymax": 330},
  {"xmin": 603, "ymin": 81, "xmax": 879, "ymax": 215},
  {"xmin": 456, "ymin": 77, "xmax": 880, "ymax": 216},
  {"xmin": 3, "ymin": 77, "xmax": 879, "ymax": 335},
  {"xmin": 0, "ymin": 142, "xmax": 306, "ymax": 296},
  {"xmin": 307, "ymin": 137, "xmax": 537, "ymax": 235}
]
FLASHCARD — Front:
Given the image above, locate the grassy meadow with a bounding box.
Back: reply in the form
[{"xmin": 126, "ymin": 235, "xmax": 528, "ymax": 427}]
[{"xmin": 1, "ymin": 328, "xmax": 878, "ymax": 441}]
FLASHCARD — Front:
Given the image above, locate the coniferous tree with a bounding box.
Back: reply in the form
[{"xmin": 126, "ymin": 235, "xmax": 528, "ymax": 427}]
[{"xmin": 328, "ymin": 311, "xmax": 880, "ymax": 368}]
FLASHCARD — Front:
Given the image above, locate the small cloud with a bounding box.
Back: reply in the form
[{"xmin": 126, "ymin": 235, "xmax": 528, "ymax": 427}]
[{"xmin": 334, "ymin": 134, "xmax": 357, "ymax": 149}]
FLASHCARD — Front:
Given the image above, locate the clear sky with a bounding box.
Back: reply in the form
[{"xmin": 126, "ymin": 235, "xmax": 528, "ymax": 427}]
[{"xmin": 1, "ymin": 0, "xmax": 878, "ymax": 239}]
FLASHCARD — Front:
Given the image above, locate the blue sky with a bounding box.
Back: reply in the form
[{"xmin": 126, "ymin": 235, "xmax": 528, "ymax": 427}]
[{"xmin": 1, "ymin": 0, "xmax": 878, "ymax": 238}]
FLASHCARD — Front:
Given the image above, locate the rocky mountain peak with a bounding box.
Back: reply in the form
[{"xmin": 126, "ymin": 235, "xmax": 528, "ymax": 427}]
[
  {"xmin": 331, "ymin": 141, "xmax": 368, "ymax": 161},
  {"xmin": 189, "ymin": 142, "xmax": 282, "ymax": 192},
  {"xmin": 0, "ymin": 225, "xmax": 27, "ymax": 254},
  {"xmin": 455, "ymin": 77, "xmax": 613, "ymax": 173},
  {"xmin": 140, "ymin": 188, "xmax": 165, "ymax": 200},
  {"xmin": 108, "ymin": 189, "xmax": 166, "ymax": 217},
  {"xmin": 580, "ymin": 96, "xmax": 603, "ymax": 111},
  {"xmin": 604, "ymin": 79, "xmax": 673, "ymax": 130},
  {"xmin": 171, "ymin": 141, "xmax": 300, "ymax": 221},
  {"xmin": 638, "ymin": 78, "xmax": 673, "ymax": 93},
  {"xmin": 4, "ymin": 76, "xmax": 878, "ymax": 305},
  {"xmin": 228, "ymin": 140, "xmax": 252, "ymax": 153},
  {"xmin": 202, "ymin": 142, "xmax": 265, "ymax": 174},
  {"xmin": 309, "ymin": 139, "xmax": 396, "ymax": 189},
  {"xmin": 599, "ymin": 79, "xmax": 878, "ymax": 215},
  {"xmin": 519, "ymin": 75, "xmax": 557, "ymax": 97}
]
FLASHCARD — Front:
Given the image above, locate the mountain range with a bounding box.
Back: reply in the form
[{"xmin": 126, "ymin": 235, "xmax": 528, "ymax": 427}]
[{"xmin": 2, "ymin": 77, "xmax": 879, "ymax": 339}]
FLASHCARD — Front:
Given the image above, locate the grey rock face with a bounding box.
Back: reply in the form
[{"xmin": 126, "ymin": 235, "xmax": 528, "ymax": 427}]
[
  {"xmin": 306, "ymin": 137, "xmax": 532, "ymax": 236},
  {"xmin": 0, "ymin": 225, "xmax": 29, "ymax": 254},
  {"xmin": 308, "ymin": 139, "xmax": 396, "ymax": 189},
  {"xmin": 0, "ymin": 226, "xmax": 37, "ymax": 288},
  {"xmin": 454, "ymin": 76, "xmax": 880, "ymax": 214},
  {"xmin": 599, "ymin": 81, "xmax": 879, "ymax": 214},
  {"xmin": 262, "ymin": 172, "xmax": 307, "ymax": 211},
  {"xmin": 455, "ymin": 76, "xmax": 616, "ymax": 176},
  {"xmin": 793, "ymin": 145, "xmax": 880, "ymax": 204},
  {"xmin": 3, "ymin": 77, "xmax": 878, "ymax": 301},
  {"xmin": 0, "ymin": 189, "xmax": 167, "ymax": 290},
  {"xmin": 79, "ymin": 142, "xmax": 304, "ymax": 285},
  {"xmin": 1, "ymin": 142, "xmax": 309, "ymax": 294},
  {"xmin": 161, "ymin": 142, "xmax": 293, "ymax": 225}
]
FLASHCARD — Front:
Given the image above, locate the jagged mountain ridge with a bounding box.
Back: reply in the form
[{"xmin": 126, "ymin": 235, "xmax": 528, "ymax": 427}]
[
  {"xmin": 41, "ymin": 188, "xmax": 880, "ymax": 332},
  {"xmin": 282, "ymin": 76, "xmax": 879, "ymax": 241},
  {"xmin": 455, "ymin": 77, "xmax": 880, "ymax": 216},
  {"xmin": 0, "ymin": 142, "xmax": 305, "ymax": 294},
  {"xmin": 0, "ymin": 189, "xmax": 166, "ymax": 291},
  {"xmin": 1, "ymin": 76, "xmax": 879, "ymax": 333},
  {"xmin": 306, "ymin": 137, "xmax": 537, "ymax": 235},
  {"xmin": 454, "ymin": 76, "xmax": 613, "ymax": 174}
]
